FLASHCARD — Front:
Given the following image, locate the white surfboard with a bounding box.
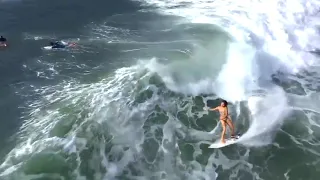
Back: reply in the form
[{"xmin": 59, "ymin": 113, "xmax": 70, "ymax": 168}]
[
  {"xmin": 43, "ymin": 46, "xmax": 52, "ymax": 50},
  {"xmin": 60, "ymin": 41, "xmax": 68, "ymax": 45},
  {"xmin": 208, "ymin": 135, "xmax": 241, "ymax": 148},
  {"xmin": 0, "ymin": 43, "xmax": 7, "ymax": 47}
]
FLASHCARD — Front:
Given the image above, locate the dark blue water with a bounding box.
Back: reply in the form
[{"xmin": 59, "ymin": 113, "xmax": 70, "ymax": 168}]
[{"xmin": 0, "ymin": 0, "xmax": 139, "ymax": 157}]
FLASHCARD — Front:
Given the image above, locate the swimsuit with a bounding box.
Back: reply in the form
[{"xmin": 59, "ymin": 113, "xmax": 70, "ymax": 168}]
[{"xmin": 219, "ymin": 108, "xmax": 228, "ymax": 122}]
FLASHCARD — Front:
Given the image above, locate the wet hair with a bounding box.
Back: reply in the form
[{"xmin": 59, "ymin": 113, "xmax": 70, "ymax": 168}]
[{"xmin": 221, "ymin": 100, "xmax": 228, "ymax": 106}]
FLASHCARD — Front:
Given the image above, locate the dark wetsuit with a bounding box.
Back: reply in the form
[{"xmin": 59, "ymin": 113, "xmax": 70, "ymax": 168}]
[
  {"xmin": 50, "ymin": 41, "xmax": 66, "ymax": 49},
  {"xmin": 0, "ymin": 37, "xmax": 7, "ymax": 42}
]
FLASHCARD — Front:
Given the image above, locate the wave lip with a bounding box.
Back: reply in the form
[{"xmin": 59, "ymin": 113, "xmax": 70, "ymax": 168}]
[{"xmin": 238, "ymin": 87, "xmax": 290, "ymax": 146}]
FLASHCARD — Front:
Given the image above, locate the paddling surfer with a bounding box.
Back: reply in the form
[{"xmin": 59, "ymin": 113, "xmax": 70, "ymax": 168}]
[{"xmin": 206, "ymin": 100, "xmax": 235, "ymax": 144}]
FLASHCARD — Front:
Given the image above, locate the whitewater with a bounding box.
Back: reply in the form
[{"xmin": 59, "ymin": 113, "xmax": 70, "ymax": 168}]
[
  {"xmin": 137, "ymin": 0, "xmax": 320, "ymax": 145},
  {"xmin": 0, "ymin": 0, "xmax": 320, "ymax": 180}
]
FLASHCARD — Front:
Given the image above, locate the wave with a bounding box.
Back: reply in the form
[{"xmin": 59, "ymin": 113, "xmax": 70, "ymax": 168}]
[
  {"xmin": 1, "ymin": 0, "xmax": 320, "ymax": 179},
  {"xmin": 136, "ymin": 0, "xmax": 320, "ymax": 147}
]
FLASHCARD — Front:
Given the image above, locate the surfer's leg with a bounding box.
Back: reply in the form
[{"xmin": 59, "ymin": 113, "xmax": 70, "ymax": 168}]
[
  {"xmin": 220, "ymin": 120, "xmax": 227, "ymax": 143},
  {"xmin": 226, "ymin": 118, "xmax": 235, "ymax": 137}
]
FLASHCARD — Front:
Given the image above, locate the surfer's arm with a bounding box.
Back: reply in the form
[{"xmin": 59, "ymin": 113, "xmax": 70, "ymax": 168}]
[{"xmin": 209, "ymin": 107, "xmax": 219, "ymax": 111}]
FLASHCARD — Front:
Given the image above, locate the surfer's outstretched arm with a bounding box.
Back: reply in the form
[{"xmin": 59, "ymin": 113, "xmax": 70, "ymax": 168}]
[{"xmin": 209, "ymin": 107, "xmax": 219, "ymax": 111}]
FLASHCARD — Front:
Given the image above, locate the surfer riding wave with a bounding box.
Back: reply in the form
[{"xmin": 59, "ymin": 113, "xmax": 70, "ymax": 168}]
[{"xmin": 205, "ymin": 100, "xmax": 236, "ymax": 144}]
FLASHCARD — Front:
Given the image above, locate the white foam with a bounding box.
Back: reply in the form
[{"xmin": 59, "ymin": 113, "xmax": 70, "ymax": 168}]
[
  {"xmin": 214, "ymin": 42, "xmax": 256, "ymax": 102},
  {"xmin": 238, "ymin": 87, "xmax": 289, "ymax": 146},
  {"xmin": 2, "ymin": 0, "xmax": 320, "ymax": 179},
  {"xmin": 137, "ymin": 0, "xmax": 320, "ymax": 149}
]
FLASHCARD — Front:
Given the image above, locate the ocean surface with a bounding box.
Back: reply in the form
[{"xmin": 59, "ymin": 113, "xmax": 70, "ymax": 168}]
[{"xmin": 0, "ymin": 0, "xmax": 320, "ymax": 180}]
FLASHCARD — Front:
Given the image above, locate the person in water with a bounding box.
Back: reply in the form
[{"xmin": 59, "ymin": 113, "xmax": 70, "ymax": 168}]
[
  {"xmin": 0, "ymin": 36, "xmax": 7, "ymax": 42},
  {"xmin": 50, "ymin": 41, "xmax": 66, "ymax": 49},
  {"xmin": 207, "ymin": 100, "xmax": 235, "ymax": 143}
]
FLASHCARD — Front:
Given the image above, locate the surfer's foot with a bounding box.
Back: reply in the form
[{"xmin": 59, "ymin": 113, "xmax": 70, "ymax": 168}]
[{"xmin": 221, "ymin": 139, "xmax": 226, "ymax": 144}]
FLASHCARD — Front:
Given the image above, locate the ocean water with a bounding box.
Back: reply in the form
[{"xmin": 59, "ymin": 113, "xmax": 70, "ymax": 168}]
[{"xmin": 0, "ymin": 0, "xmax": 320, "ymax": 180}]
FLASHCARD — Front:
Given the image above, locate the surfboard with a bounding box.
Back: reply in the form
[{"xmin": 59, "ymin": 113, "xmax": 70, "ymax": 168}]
[
  {"xmin": 60, "ymin": 41, "xmax": 68, "ymax": 45},
  {"xmin": 208, "ymin": 135, "xmax": 241, "ymax": 148},
  {"xmin": 0, "ymin": 43, "xmax": 7, "ymax": 48},
  {"xmin": 43, "ymin": 46, "xmax": 52, "ymax": 50},
  {"xmin": 42, "ymin": 46, "xmax": 66, "ymax": 50}
]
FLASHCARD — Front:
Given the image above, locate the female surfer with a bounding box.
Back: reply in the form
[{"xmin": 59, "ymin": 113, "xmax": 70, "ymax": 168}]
[{"xmin": 205, "ymin": 100, "xmax": 236, "ymax": 144}]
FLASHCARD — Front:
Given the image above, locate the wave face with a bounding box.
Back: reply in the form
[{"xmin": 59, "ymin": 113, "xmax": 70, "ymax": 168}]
[{"xmin": 1, "ymin": 0, "xmax": 320, "ymax": 180}]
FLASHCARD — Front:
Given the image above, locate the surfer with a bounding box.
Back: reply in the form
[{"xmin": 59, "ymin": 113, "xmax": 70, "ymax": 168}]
[
  {"xmin": 48, "ymin": 41, "xmax": 76, "ymax": 49},
  {"xmin": 0, "ymin": 36, "xmax": 7, "ymax": 47},
  {"xmin": 206, "ymin": 100, "xmax": 235, "ymax": 144},
  {"xmin": 49, "ymin": 41, "xmax": 66, "ymax": 49},
  {"xmin": 0, "ymin": 36, "xmax": 7, "ymax": 42}
]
